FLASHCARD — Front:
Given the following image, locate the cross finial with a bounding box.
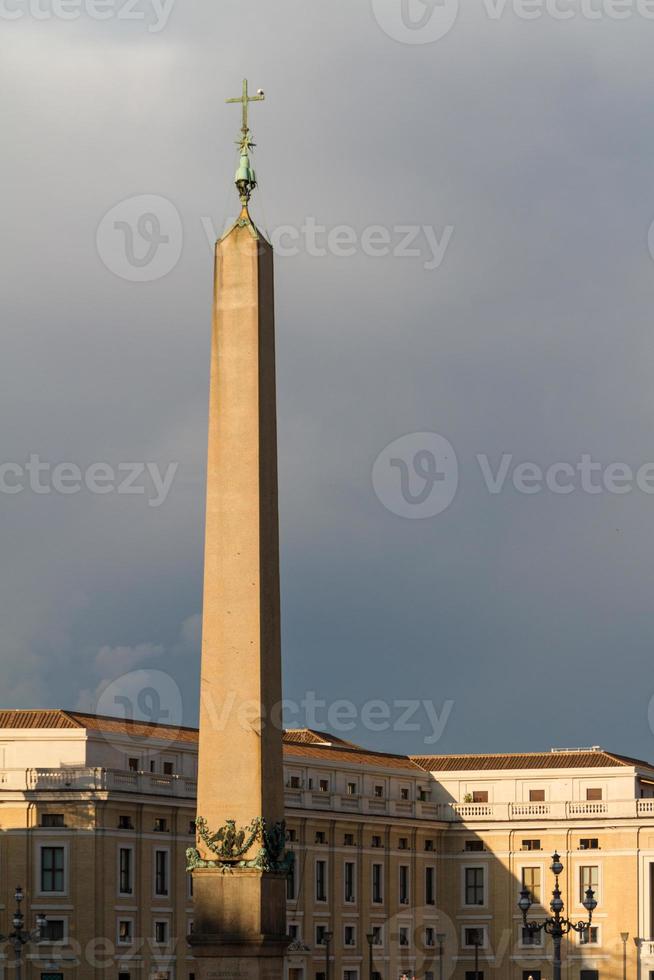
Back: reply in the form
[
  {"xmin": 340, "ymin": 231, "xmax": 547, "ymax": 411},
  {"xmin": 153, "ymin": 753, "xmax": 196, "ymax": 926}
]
[{"xmin": 226, "ymin": 79, "xmax": 265, "ymax": 208}]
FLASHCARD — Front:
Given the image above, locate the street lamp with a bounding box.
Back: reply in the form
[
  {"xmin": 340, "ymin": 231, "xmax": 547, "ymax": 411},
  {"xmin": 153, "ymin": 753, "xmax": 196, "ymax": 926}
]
[
  {"xmin": 366, "ymin": 931, "xmax": 375, "ymax": 980},
  {"xmin": 436, "ymin": 933, "xmax": 446, "ymax": 980},
  {"xmin": 518, "ymin": 852, "xmax": 597, "ymax": 980},
  {"xmin": 471, "ymin": 929, "xmax": 482, "ymax": 980},
  {"xmin": 323, "ymin": 930, "xmax": 333, "ymax": 980},
  {"xmin": 0, "ymin": 886, "xmax": 47, "ymax": 980},
  {"xmin": 620, "ymin": 931, "xmax": 629, "ymax": 980}
]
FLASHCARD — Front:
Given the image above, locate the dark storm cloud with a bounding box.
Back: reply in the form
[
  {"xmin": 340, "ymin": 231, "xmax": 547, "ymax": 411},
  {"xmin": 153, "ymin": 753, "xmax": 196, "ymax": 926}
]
[{"xmin": 2, "ymin": 2, "xmax": 654, "ymax": 758}]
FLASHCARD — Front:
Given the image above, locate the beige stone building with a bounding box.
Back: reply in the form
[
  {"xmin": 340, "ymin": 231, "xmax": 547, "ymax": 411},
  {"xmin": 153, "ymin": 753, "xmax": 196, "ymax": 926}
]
[{"xmin": 1, "ymin": 710, "xmax": 653, "ymax": 980}]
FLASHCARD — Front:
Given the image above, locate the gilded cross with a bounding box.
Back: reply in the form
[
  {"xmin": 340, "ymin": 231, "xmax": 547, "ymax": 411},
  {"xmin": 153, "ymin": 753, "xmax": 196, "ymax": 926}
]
[{"xmin": 226, "ymin": 79, "xmax": 265, "ymax": 141}]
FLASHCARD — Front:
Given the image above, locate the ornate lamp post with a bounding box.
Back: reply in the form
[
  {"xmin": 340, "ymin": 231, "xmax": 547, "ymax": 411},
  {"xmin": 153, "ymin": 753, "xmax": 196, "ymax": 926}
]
[
  {"xmin": 518, "ymin": 852, "xmax": 597, "ymax": 980},
  {"xmin": 366, "ymin": 931, "xmax": 375, "ymax": 980},
  {"xmin": 620, "ymin": 931, "xmax": 629, "ymax": 980},
  {"xmin": 436, "ymin": 933, "xmax": 446, "ymax": 980},
  {"xmin": 323, "ymin": 930, "xmax": 333, "ymax": 980},
  {"xmin": 0, "ymin": 886, "xmax": 47, "ymax": 980}
]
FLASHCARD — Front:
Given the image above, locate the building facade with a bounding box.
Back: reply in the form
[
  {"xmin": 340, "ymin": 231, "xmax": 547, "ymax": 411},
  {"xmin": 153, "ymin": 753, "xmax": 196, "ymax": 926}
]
[{"xmin": 0, "ymin": 711, "xmax": 653, "ymax": 980}]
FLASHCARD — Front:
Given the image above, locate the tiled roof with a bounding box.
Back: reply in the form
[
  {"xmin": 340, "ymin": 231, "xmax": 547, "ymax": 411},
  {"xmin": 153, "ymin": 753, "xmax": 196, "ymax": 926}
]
[
  {"xmin": 0, "ymin": 710, "xmax": 80, "ymax": 730},
  {"xmin": 283, "ymin": 741, "xmax": 423, "ymax": 771},
  {"xmin": 283, "ymin": 729, "xmax": 363, "ymax": 749},
  {"xmin": 412, "ymin": 749, "xmax": 654, "ymax": 773}
]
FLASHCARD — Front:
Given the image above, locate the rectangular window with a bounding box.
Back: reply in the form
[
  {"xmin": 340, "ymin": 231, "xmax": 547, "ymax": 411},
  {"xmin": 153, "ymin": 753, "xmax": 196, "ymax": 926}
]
[
  {"xmin": 425, "ymin": 927, "xmax": 435, "ymax": 947},
  {"xmin": 287, "ymin": 859, "xmax": 296, "ymax": 901},
  {"xmin": 315, "ymin": 860, "xmax": 327, "ymax": 902},
  {"xmin": 372, "ymin": 926, "xmax": 383, "ymax": 946},
  {"xmin": 344, "ymin": 972, "xmax": 357, "ymax": 980},
  {"xmin": 119, "ymin": 974, "xmax": 131, "ymax": 980},
  {"xmin": 288, "ymin": 775, "xmax": 301, "ymax": 788},
  {"xmin": 344, "ymin": 925, "xmax": 355, "ymax": 946},
  {"xmin": 522, "ymin": 973, "xmax": 541, "ymax": 980},
  {"xmin": 398, "ymin": 837, "xmax": 408, "ymax": 850},
  {"xmin": 154, "ymin": 818, "xmax": 168, "ymax": 832},
  {"xmin": 40, "ymin": 814, "xmax": 64, "ymax": 828},
  {"xmin": 580, "ymin": 866, "xmax": 599, "ymax": 903},
  {"xmin": 344, "ymin": 833, "xmax": 354, "ymax": 846},
  {"xmin": 580, "ymin": 838, "xmax": 599, "ymax": 850},
  {"xmin": 472, "ymin": 791, "xmax": 488, "ymax": 803},
  {"xmin": 400, "ymin": 788, "xmax": 410, "ymax": 800},
  {"xmin": 315, "ymin": 831, "xmax": 326, "ymax": 844},
  {"xmin": 371, "ymin": 835, "xmax": 382, "ymax": 848},
  {"xmin": 521, "ymin": 927, "xmax": 542, "ymax": 947},
  {"xmin": 155, "ymin": 849, "xmax": 169, "ymax": 896},
  {"xmin": 522, "ymin": 866, "xmax": 541, "ymax": 904},
  {"xmin": 286, "ymin": 827, "xmax": 297, "ymax": 842},
  {"xmin": 464, "ymin": 867, "xmax": 484, "ymax": 906},
  {"xmin": 118, "ymin": 920, "xmax": 133, "ymax": 944},
  {"xmin": 374, "ymin": 785, "xmax": 384, "ymax": 798},
  {"xmin": 128, "ymin": 758, "xmax": 139, "ymax": 771},
  {"xmin": 581, "ymin": 926, "xmax": 599, "ymax": 945},
  {"xmin": 344, "ymin": 862, "xmax": 355, "ymax": 903},
  {"xmin": 118, "ymin": 815, "xmax": 133, "ymax": 830},
  {"xmin": 41, "ymin": 847, "xmax": 64, "ymax": 893},
  {"xmin": 464, "ymin": 928, "xmax": 484, "ymax": 947},
  {"xmin": 580, "ymin": 973, "xmax": 599, "ymax": 980},
  {"xmin": 465, "ymin": 974, "xmax": 484, "ymax": 980},
  {"xmin": 347, "ymin": 782, "xmax": 357, "ymax": 796},
  {"xmin": 586, "ymin": 788, "xmax": 603, "ymax": 801},
  {"xmin": 465, "ymin": 840, "xmax": 484, "ymax": 852},
  {"xmin": 425, "ymin": 839, "xmax": 434, "ymax": 852},
  {"xmin": 163, "ymin": 761, "xmax": 174, "ymax": 775},
  {"xmin": 529, "ymin": 789, "xmax": 545, "ymax": 802},
  {"xmin": 119, "ymin": 847, "xmax": 133, "ymax": 895},
  {"xmin": 42, "ymin": 920, "xmax": 65, "ymax": 942},
  {"xmin": 521, "ymin": 839, "xmax": 541, "ymax": 851},
  {"xmin": 288, "ymin": 924, "xmax": 299, "ymax": 941},
  {"xmin": 315, "ymin": 925, "xmax": 327, "ymax": 946},
  {"xmin": 319, "ymin": 779, "xmax": 329, "ymax": 792},
  {"xmin": 399, "ymin": 865, "xmax": 409, "ymax": 904},
  {"xmin": 399, "ymin": 927, "xmax": 409, "ymax": 947},
  {"xmin": 154, "ymin": 921, "xmax": 168, "ymax": 944},
  {"xmin": 425, "ymin": 866, "xmax": 435, "ymax": 905},
  {"xmin": 372, "ymin": 864, "xmax": 383, "ymax": 903}
]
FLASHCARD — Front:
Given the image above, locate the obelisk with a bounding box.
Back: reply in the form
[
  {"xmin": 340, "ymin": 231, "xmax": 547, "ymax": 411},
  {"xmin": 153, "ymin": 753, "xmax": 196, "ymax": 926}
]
[{"xmin": 188, "ymin": 81, "xmax": 289, "ymax": 980}]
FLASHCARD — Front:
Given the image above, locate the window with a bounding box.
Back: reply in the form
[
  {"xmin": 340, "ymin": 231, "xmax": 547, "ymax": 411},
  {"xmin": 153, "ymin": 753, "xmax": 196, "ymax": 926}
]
[
  {"xmin": 465, "ymin": 840, "xmax": 484, "ymax": 852},
  {"xmin": 522, "ymin": 973, "xmax": 541, "ymax": 980},
  {"xmin": 344, "ymin": 833, "xmax": 354, "ymax": 846},
  {"xmin": 286, "ymin": 828, "xmax": 297, "ymax": 842},
  {"xmin": 580, "ymin": 973, "xmax": 599, "ymax": 980},
  {"xmin": 372, "ymin": 926, "xmax": 383, "ymax": 946},
  {"xmin": 315, "ymin": 925, "xmax": 328, "ymax": 946},
  {"xmin": 119, "ymin": 974, "xmax": 131, "ymax": 980},
  {"xmin": 41, "ymin": 814, "xmax": 64, "ymax": 828},
  {"xmin": 374, "ymin": 785, "xmax": 384, "ymax": 798},
  {"xmin": 347, "ymin": 782, "xmax": 357, "ymax": 796},
  {"xmin": 41, "ymin": 919, "xmax": 65, "ymax": 942},
  {"xmin": 464, "ymin": 867, "xmax": 484, "ymax": 906},
  {"xmin": 400, "ymin": 788, "xmax": 410, "ymax": 800},
  {"xmin": 319, "ymin": 779, "xmax": 329, "ymax": 793},
  {"xmin": 472, "ymin": 791, "xmax": 488, "ymax": 803},
  {"xmin": 188, "ymin": 820, "xmax": 196, "ymax": 835},
  {"xmin": 288, "ymin": 924, "xmax": 299, "ymax": 941},
  {"xmin": 425, "ymin": 839, "xmax": 434, "ymax": 852},
  {"xmin": 288, "ymin": 775, "xmax": 302, "ymax": 788},
  {"xmin": 344, "ymin": 972, "xmax": 357, "ymax": 980},
  {"xmin": 521, "ymin": 839, "xmax": 541, "ymax": 851},
  {"xmin": 399, "ymin": 865, "xmax": 409, "ymax": 904},
  {"xmin": 41, "ymin": 974, "xmax": 63, "ymax": 980},
  {"xmin": 315, "ymin": 860, "xmax": 327, "ymax": 902},
  {"xmin": 580, "ymin": 838, "xmax": 599, "ymax": 850},
  {"xmin": 316, "ymin": 974, "xmax": 326, "ymax": 980},
  {"xmin": 522, "ymin": 866, "xmax": 541, "ymax": 904},
  {"xmin": 315, "ymin": 831, "xmax": 326, "ymax": 844},
  {"xmin": 529, "ymin": 789, "xmax": 545, "ymax": 802},
  {"xmin": 586, "ymin": 788, "xmax": 603, "ymax": 801},
  {"xmin": 580, "ymin": 926, "xmax": 599, "ymax": 945},
  {"xmin": 40, "ymin": 846, "xmax": 65, "ymax": 893},
  {"xmin": 119, "ymin": 847, "xmax": 133, "ymax": 895},
  {"xmin": 465, "ymin": 974, "xmax": 484, "ymax": 980},
  {"xmin": 128, "ymin": 758, "xmax": 139, "ymax": 771},
  {"xmin": 372, "ymin": 864, "xmax": 383, "ymax": 903},
  {"xmin": 580, "ymin": 866, "xmax": 599, "ymax": 903},
  {"xmin": 155, "ymin": 849, "xmax": 169, "ymax": 896},
  {"xmin": 371, "ymin": 835, "xmax": 382, "ymax": 848},
  {"xmin": 398, "ymin": 837, "xmax": 408, "ymax": 850},
  {"xmin": 118, "ymin": 920, "xmax": 133, "ymax": 944},
  {"xmin": 425, "ymin": 866, "xmax": 435, "ymax": 905},
  {"xmin": 154, "ymin": 818, "xmax": 168, "ymax": 832},
  {"xmin": 287, "ymin": 860, "xmax": 296, "ymax": 901},
  {"xmin": 163, "ymin": 761, "xmax": 174, "ymax": 775},
  {"xmin": 464, "ymin": 928, "xmax": 485, "ymax": 948},
  {"xmin": 521, "ymin": 926, "xmax": 542, "ymax": 947},
  {"xmin": 344, "ymin": 925, "xmax": 356, "ymax": 946},
  {"xmin": 344, "ymin": 862, "xmax": 355, "ymax": 903},
  {"xmin": 399, "ymin": 927, "xmax": 409, "ymax": 947},
  {"xmin": 150, "ymin": 761, "xmax": 155, "ymax": 773},
  {"xmin": 425, "ymin": 927, "xmax": 435, "ymax": 947},
  {"xmin": 154, "ymin": 921, "xmax": 168, "ymax": 944},
  {"xmin": 118, "ymin": 815, "xmax": 133, "ymax": 830}
]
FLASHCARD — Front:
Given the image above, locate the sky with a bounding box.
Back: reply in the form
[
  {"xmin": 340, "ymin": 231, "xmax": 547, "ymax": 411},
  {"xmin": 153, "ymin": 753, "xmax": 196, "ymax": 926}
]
[{"xmin": 2, "ymin": 0, "xmax": 654, "ymax": 758}]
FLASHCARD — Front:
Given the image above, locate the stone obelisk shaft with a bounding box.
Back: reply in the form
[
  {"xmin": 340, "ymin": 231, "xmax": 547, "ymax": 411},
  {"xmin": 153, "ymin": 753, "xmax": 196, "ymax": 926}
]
[{"xmin": 191, "ymin": 218, "xmax": 287, "ymax": 979}]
